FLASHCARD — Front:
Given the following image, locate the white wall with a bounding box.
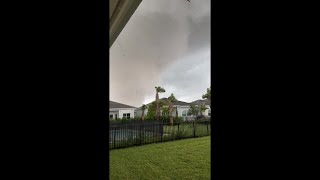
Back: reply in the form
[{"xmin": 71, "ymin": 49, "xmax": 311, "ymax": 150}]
[
  {"xmin": 135, "ymin": 109, "xmax": 141, "ymax": 117},
  {"xmin": 134, "ymin": 105, "xmax": 210, "ymax": 120},
  {"xmin": 203, "ymin": 105, "xmax": 211, "ymax": 116},
  {"xmin": 133, "ymin": 104, "xmax": 210, "ymax": 120},
  {"xmin": 110, "ymin": 108, "xmax": 136, "ymax": 119},
  {"xmin": 119, "ymin": 109, "xmax": 135, "ymax": 118},
  {"xmin": 109, "ymin": 110, "xmax": 119, "ymax": 119},
  {"xmin": 179, "ymin": 106, "xmax": 190, "ymax": 117},
  {"xmin": 135, "ymin": 108, "xmax": 148, "ymax": 117},
  {"xmin": 136, "ymin": 106, "xmax": 188, "ymax": 118}
]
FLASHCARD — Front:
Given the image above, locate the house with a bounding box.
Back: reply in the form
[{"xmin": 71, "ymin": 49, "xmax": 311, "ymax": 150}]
[
  {"xmin": 135, "ymin": 98, "xmax": 192, "ymax": 120},
  {"xmin": 135, "ymin": 98, "xmax": 211, "ymax": 121},
  {"xmin": 190, "ymin": 99, "xmax": 211, "ymax": 117},
  {"xmin": 109, "ymin": 101, "xmax": 137, "ymax": 119}
]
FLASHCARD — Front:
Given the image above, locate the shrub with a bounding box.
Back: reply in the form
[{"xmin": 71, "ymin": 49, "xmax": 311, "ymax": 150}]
[
  {"xmin": 160, "ymin": 115, "xmax": 170, "ymax": 123},
  {"xmin": 175, "ymin": 117, "xmax": 184, "ymax": 123},
  {"xmin": 109, "ymin": 116, "xmax": 187, "ymax": 124}
]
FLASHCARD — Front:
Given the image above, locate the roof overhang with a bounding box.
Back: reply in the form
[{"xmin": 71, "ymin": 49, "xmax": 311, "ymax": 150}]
[
  {"xmin": 109, "ymin": 0, "xmax": 143, "ymax": 48},
  {"xmin": 110, "ymin": 108, "xmax": 136, "ymax": 111}
]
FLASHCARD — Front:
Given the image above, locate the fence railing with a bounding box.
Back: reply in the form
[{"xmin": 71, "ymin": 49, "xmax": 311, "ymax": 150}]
[{"xmin": 109, "ymin": 120, "xmax": 211, "ymax": 150}]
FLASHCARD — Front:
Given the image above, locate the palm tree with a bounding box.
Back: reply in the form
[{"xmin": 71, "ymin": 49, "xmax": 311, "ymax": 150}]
[
  {"xmin": 141, "ymin": 104, "xmax": 146, "ymax": 121},
  {"xmin": 155, "ymin": 86, "xmax": 165, "ymax": 121},
  {"xmin": 167, "ymin": 93, "xmax": 177, "ymax": 125},
  {"xmin": 202, "ymin": 87, "xmax": 211, "ymax": 109}
]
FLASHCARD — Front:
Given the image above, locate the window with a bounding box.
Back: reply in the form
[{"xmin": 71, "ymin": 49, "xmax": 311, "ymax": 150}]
[
  {"xmin": 182, "ymin": 110, "xmax": 187, "ymax": 117},
  {"xmin": 123, "ymin": 113, "xmax": 130, "ymax": 119},
  {"xmin": 109, "ymin": 114, "xmax": 113, "ymax": 119},
  {"xmin": 115, "ymin": 114, "xmax": 118, "ymax": 119},
  {"xmin": 208, "ymin": 110, "xmax": 211, "ymax": 116}
]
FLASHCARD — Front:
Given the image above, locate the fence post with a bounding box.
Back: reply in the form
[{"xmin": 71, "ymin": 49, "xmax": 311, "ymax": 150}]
[
  {"xmin": 113, "ymin": 127, "xmax": 116, "ymax": 149},
  {"xmin": 157, "ymin": 124, "xmax": 159, "ymax": 142},
  {"xmin": 177, "ymin": 123, "xmax": 180, "ymax": 139},
  {"xmin": 140, "ymin": 125, "xmax": 142, "ymax": 145},
  {"xmin": 171, "ymin": 123, "xmax": 173, "ymax": 141},
  {"xmin": 193, "ymin": 121, "xmax": 196, "ymax": 137},
  {"xmin": 161, "ymin": 123, "xmax": 163, "ymax": 142},
  {"xmin": 153, "ymin": 124, "xmax": 155, "ymax": 143}
]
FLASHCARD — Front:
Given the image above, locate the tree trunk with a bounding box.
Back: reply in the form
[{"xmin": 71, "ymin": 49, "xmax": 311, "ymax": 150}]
[
  {"xmin": 156, "ymin": 92, "xmax": 159, "ymax": 121},
  {"xmin": 169, "ymin": 116, "xmax": 173, "ymax": 126}
]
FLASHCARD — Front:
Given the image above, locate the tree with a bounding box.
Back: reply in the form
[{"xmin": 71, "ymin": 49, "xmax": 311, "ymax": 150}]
[
  {"xmin": 188, "ymin": 104, "xmax": 199, "ymax": 120},
  {"xmin": 141, "ymin": 104, "xmax": 146, "ymax": 121},
  {"xmin": 155, "ymin": 86, "xmax": 165, "ymax": 121},
  {"xmin": 199, "ymin": 104, "xmax": 208, "ymax": 117},
  {"xmin": 161, "ymin": 106, "xmax": 169, "ymax": 116},
  {"xmin": 146, "ymin": 101, "xmax": 165, "ymax": 120},
  {"xmin": 167, "ymin": 93, "xmax": 177, "ymax": 125},
  {"xmin": 202, "ymin": 87, "xmax": 211, "ymax": 109},
  {"xmin": 146, "ymin": 103, "xmax": 156, "ymax": 120}
]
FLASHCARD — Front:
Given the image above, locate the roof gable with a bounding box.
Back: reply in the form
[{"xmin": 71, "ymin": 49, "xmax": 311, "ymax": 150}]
[
  {"xmin": 191, "ymin": 99, "xmax": 210, "ymax": 106},
  {"xmin": 109, "ymin": 101, "xmax": 136, "ymax": 109},
  {"xmin": 137, "ymin": 98, "xmax": 191, "ymax": 109}
]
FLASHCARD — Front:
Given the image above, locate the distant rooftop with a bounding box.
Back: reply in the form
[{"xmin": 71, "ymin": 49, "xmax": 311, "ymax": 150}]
[
  {"xmin": 109, "ymin": 101, "xmax": 136, "ymax": 109},
  {"xmin": 137, "ymin": 98, "xmax": 191, "ymax": 109},
  {"xmin": 191, "ymin": 99, "xmax": 210, "ymax": 106},
  {"xmin": 159, "ymin": 98, "xmax": 191, "ymax": 106}
]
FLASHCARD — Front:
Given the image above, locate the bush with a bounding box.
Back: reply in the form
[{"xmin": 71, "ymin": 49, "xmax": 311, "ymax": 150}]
[
  {"xmin": 144, "ymin": 115, "xmax": 156, "ymax": 121},
  {"xmin": 196, "ymin": 117, "xmax": 211, "ymax": 122},
  {"xmin": 160, "ymin": 115, "xmax": 170, "ymax": 123},
  {"xmin": 175, "ymin": 117, "xmax": 184, "ymax": 123},
  {"xmin": 109, "ymin": 117, "xmax": 136, "ymax": 123},
  {"xmin": 131, "ymin": 116, "xmax": 141, "ymax": 121},
  {"xmin": 161, "ymin": 116, "xmax": 184, "ymax": 124},
  {"xmin": 109, "ymin": 116, "xmax": 186, "ymax": 124}
]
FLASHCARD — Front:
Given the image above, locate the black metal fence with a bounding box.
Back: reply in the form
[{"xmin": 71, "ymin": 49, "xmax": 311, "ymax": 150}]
[{"xmin": 109, "ymin": 120, "xmax": 211, "ymax": 150}]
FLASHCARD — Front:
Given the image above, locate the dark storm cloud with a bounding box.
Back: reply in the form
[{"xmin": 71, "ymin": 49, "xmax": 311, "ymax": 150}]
[
  {"xmin": 187, "ymin": 15, "xmax": 211, "ymax": 52},
  {"xmin": 110, "ymin": 0, "xmax": 210, "ymax": 107},
  {"xmin": 159, "ymin": 50, "xmax": 210, "ymax": 102}
]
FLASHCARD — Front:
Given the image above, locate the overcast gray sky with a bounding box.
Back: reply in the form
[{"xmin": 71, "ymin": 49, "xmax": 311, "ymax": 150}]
[{"xmin": 110, "ymin": 0, "xmax": 210, "ymax": 107}]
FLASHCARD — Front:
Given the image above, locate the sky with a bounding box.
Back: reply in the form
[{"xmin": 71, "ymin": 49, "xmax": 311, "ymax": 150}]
[{"xmin": 110, "ymin": 0, "xmax": 210, "ymax": 107}]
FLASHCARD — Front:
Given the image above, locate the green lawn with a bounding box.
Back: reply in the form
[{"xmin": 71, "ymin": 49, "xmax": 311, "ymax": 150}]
[{"xmin": 110, "ymin": 136, "xmax": 211, "ymax": 180}]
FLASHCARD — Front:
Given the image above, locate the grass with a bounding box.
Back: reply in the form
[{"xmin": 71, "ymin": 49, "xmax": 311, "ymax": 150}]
[{"xmin": 109, "ymin": 136, "xmax": 211, "ymax": 180}]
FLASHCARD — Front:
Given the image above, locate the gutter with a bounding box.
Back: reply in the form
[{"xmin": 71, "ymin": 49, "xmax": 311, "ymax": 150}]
[{"xmin": 109, "ymin": 0, "xmax": 143, "ymax": 48}]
